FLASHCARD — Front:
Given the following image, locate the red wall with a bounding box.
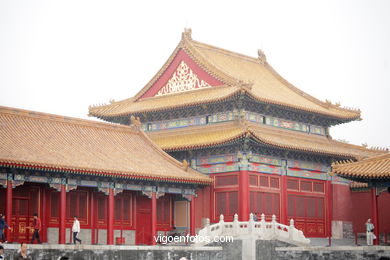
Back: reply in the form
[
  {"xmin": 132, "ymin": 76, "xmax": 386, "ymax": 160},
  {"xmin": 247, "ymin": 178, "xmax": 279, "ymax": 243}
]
[
  {"xmin": 332, "ymin": 183, "xmax": 390, "ymax": 234},
  {"xmin": 351, "ymin": 190, "xmax": 390, "ymax": 234},
  {"xmin": 194, "ymin": 186, "xmax": 211, "ymax": 230},
  {"xmin": 332, "ymin": 183, "xmax": 353, "ymax": 221}
]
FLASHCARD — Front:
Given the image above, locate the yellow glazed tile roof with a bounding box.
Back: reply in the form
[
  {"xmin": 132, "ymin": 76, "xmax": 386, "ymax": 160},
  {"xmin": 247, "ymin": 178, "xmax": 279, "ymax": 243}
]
[
  {"xmin": 149, "ymin": 121, "xmax": 384, "ymax": 159},
  {"xmin": 332, "ymin": 153, "xmax": 390, "ymax": 180},
  {"xmin": 89, "ymin": 31, "xmax": 360, "ymax": 121},
  {"xmin": 89, "ymin": 85, "xmax": 239, "ymax": 118},
  {"xmin": 0, "ymin": 106, "xmax": 211, "ymax": 184}
]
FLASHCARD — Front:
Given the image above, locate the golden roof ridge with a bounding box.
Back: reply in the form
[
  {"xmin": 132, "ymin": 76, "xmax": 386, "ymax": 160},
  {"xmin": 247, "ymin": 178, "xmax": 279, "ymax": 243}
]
[{"xmin": 0, "ymin": 106, "xmax": 139, "ymax": 134}]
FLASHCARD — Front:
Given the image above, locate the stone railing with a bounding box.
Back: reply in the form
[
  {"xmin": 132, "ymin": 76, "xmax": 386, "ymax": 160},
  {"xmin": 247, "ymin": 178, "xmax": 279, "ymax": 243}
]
[{"xmin": 196, "ymin": 213, "xmax": 310, "ymax": 246}]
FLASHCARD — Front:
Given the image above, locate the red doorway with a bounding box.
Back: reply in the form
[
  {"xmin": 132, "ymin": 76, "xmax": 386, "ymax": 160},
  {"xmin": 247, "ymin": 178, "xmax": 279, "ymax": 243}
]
[
  {"xmin": 136, "ymin": 195, "xmax": 152, "ymax": 245},
  {"xmin": 11, "ymin": 198, "xmax": 31, "ymax": 243}
]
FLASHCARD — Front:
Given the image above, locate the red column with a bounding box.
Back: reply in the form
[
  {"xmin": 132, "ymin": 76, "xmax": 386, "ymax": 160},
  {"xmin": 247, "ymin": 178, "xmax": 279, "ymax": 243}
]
[
  {"xmin": 326, "ymin": 180, "xmax": 333, "ymax": 246},
  {"xmin": 190, "ymin": 195, "xmax": 195, "ymax": 236},
  {"xmin": 6, "ymin": 180, "xmax": 13, "ymax": 242},
  {"xmin": 239, "ymin": 170, "xmax": 249, "ymax": 221},
  {"xmin": 280, "ymin": 175, "xmax": 287, "ymax": 225},
  {"xmin": 107, "ymin": 188, "xmax": 114, "ymax": 245},
  {"xmin": 371, "ymin": 187, "xmax": 379, "ymax": 245},
  {"xmin": 151, "ymin": 192, "xmax": 157, "ymax": 245},
  {"xmin": 59, "ymin": 184, "xmax": 66, "ymax": 244},
  {"xmin": 90, "ymin": 191, "xmax": 95, "ymax": 244}
]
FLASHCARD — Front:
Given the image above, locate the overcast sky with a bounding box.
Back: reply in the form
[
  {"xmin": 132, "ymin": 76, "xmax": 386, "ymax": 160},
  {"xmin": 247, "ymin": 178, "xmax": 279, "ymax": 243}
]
[{"xmin": 1, "ymin": 0, "xmax": 389, "ymax": 148}]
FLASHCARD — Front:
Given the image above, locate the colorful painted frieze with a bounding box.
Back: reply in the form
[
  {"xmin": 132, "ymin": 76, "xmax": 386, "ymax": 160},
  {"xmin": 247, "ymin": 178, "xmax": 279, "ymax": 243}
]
[
  {"xmin": 197, "ymin": 163, "xmax": 239, "ymax": 174},
  {"xmin": 208, "ymin": 111, "xmax": 234, "ymax": 123},
  {"xmin": 287, "ymin": 159, "xmax": 328, "ymax": 172},
  {"xmin": 245, "ymin": 111, "xmax": 264, "ymax": 124},
  {"xmin": 249, "ymin": 163, "xmax": 282, "ymax": 174},
  {"xmin": 196, "ymin": 154, "xmax": 238, "ymax": 166},
  {"xmin": 265, "ymin": 116, "xmax": 309, "ymax": 133},
  {"xmin": 287, "ymin": 168, "xmax": 328, "ymax": 180},
  {"xmin": 310, "ymin": 125, "xmax": 326, "ymax": 135},
  {"xmin": 250, "ymin": 154, "xmax": 282, "ymax": 166}
]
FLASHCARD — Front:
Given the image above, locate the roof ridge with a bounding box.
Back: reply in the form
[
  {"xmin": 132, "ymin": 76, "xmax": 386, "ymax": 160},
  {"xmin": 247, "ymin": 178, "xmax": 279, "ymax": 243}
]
[
  {"xmin": 130, "ymin": 33, "xmax": 241, "ymax": 102},
  {"xmin": 190, "ymin": 39, "xmax": 260, "ymax": 64},
  {"xmin": 0, "ymin": 106, "xmax": 139, "ymax": 134},
  {"xmin": 189, "ymin": 34, "xmax": 361, "ymax": 117}
]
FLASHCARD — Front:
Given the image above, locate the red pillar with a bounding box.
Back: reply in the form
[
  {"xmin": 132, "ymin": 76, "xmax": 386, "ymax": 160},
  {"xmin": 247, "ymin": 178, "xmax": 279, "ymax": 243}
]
[
  {"xmin": 326, "ymin": 180, "xmax": 333, "ymax": 246},
  {"xmin": 107, "ymin": 188, "xmax": 114, "ymax": 245},
  {"xmin": 280, "ymin": 175, "xmax": 287, "ymax": 225},
  {"xmin": 5, "ymin": 180, "xmax": 12, "ymax": 242},
  {"xmin": 59, "ymin": 184, "xmax": 66, "ymax": 244},
  {"xmin": 190, "ymin": 195, "xmax": 195, "ymax": 236},
  {"xmin": 151, "ymin": 192, "xmax": 157, "ymax": 245},
  {"xmin": 371, "ymin": 187, "xmax": 379, "ymax": 245},
  {"xmin": 239, "ymin": 170, "xmax": 249, "ymax": 221},
  {"xmin": 90, "ymin": 191, "xmax": 95, "ymax": 244}
]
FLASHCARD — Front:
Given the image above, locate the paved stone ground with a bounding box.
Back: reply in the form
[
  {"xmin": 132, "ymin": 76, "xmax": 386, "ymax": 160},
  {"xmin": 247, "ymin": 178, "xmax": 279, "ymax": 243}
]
[{"xmin": 310, "ymin": 237, "xmax": 390, "ymax": 247}]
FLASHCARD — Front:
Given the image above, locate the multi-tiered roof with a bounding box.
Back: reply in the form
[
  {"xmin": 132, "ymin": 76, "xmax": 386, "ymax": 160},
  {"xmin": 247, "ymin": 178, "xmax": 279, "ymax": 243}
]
[{"xmin": 89, "ymin": 29, "xmax": 386, "ymax": 160}]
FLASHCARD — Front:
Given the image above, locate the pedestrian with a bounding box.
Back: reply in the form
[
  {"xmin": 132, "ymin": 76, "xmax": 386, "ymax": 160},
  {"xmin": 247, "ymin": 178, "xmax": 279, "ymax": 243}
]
[
  {"xmin": 30, "ymin": 213, "xmax": 41, "ymax": 244},
  {"xmin": 365, "ymin": 218, "xmax": 376, "ymax": 246},
  {"xmin": 0, "ymin": 214, "xmax": 11, "ymax": 243},
  {"xmin": 14, "ymin": 242, "xmax": 31, "ymax": 260},
  {"xmin": 72, "ymin": 216, "xmax": 82, "ymax": 244},
  {"xmin": 253, "ymin": 213, "xmax": 258, "ymax": 222},
  {"xmin": 0, "ymin": 245, "xmax": 5, "ymax": 260}
]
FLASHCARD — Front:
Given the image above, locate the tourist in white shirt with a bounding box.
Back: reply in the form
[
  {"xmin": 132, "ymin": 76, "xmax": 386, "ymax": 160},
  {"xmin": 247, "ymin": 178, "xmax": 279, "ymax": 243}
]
[{"xmin": 72, "ymin": 216, "xmax": 82, "ymax": 244}]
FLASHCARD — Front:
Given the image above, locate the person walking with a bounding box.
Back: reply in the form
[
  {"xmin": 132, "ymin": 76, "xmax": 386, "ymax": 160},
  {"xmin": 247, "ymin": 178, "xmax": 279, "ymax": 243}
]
[
  {"xmin": 14, "ymin": 242, "xmax": 31, "ymax": 260},
  {"xmin": 0, "ymin": 245, "xmax": 5, "ymax": 260},
  {"xmin": 30, "ymin": 213, "xmax": 41, "ymax": 244},
  {"xmin": 0, "ymin": 214, "xmax": 11, "ymax": 243},
  {"xmin": 366, "ymin": 218, "xmax": 376, "ymax": 245},
  {"xmin": 72, "ymin": 216, "xmax": 82, "ymax": 244}
]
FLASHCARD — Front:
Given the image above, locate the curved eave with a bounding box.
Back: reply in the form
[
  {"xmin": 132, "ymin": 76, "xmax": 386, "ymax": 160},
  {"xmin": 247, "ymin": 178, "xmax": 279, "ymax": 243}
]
[
  {"xmin": 89, "ymin": 88, "xmax": 240, "ymax": 119},
  {"xmin": 248, "ymin": 132, "xmax": 356, "ymax": 159},
  {"xmin": 159, "ymin": 133, "xmax": 247, "ymax": 152},
  {"xmin": 332, "ymin": 171, "xmax": 390, "ymax": 181},
  {"xmin": 245, "ymin": 90, "xmax": 361, "ymax": 122},
  {"xmin": 0, "ymin": 161, "xmax": 212, "ymax": 185}
]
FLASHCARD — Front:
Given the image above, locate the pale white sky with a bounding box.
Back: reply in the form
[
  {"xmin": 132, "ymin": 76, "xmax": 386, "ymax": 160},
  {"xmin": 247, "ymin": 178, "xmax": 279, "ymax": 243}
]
[{"xmin": 1, "ymin": 0, "xmax": 389, "ymax": 148}]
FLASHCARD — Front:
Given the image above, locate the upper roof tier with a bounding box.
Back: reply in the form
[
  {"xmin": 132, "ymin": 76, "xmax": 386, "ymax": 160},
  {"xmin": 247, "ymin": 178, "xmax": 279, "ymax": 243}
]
[
  {"xmin": 0, "ymin": 106, "xmax": 211, "ymax": 185},
  {"xmin": 89, "ymin": 29, "xmax": 361, "ymax": 123}
]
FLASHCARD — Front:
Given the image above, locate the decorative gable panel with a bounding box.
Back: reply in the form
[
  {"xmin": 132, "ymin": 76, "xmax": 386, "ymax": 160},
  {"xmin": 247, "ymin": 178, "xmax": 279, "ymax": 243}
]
[{"xmin": 140, "ymin": 49, "xmax": 223, "ymax": 99}]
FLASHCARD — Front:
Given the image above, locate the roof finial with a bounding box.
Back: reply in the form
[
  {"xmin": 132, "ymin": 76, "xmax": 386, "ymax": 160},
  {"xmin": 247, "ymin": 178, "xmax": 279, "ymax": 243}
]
[
  {"xmin": 182, "ymin": 159, "xmax": 189, "ymax": 171},
  {"xmin": 182, "ymin": 28, "xmax": 192, "ymax": 40},
  {"xmin": 257, "ymin": 49, "xmax": 266, "ymax": 64}
]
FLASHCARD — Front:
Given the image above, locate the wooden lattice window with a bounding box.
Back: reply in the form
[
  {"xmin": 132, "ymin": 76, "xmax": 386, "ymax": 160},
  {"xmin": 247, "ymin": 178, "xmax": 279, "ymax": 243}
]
[
  {"xmin": 215, "ymin": 191, "xmax": 238, "ymax": 217},
  {"xmin": 215, "ymin": 175, "xmax": 238, "ymax": 187},
  {"xmin": 287, "ymin": 179, "xmax": 299, "ymax": 190}
]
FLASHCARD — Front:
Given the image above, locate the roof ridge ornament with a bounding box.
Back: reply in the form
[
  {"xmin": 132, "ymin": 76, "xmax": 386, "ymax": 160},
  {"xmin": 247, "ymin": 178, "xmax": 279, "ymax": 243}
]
[
  {"xmin": 182, "ymin": 28, "xmax": 192, "ymax": 40},
  {"xmin": 257, "ymin": 49, "xmax": 266, "ymax": 64}
]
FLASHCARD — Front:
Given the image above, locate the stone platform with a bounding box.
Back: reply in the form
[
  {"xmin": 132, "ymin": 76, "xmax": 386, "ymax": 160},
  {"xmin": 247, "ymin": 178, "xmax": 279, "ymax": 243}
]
[{"xmin": 0, "ymin": 244, "xmax": 223, "ymax": 260}]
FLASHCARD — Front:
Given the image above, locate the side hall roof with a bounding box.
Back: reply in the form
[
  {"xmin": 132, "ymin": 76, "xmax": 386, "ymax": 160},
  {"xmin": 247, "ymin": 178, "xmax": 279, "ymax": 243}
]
[
  {"xmin": 332, "ymin": 153, "xmax": 390, "ymax": 180},
  {"xmin": 0, "ymin": 106, "xmax": 211, "ymax": 184}
]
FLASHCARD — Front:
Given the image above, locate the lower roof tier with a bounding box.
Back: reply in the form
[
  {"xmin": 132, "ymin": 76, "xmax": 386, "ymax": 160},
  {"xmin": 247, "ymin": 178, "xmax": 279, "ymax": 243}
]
[{"xmin": 148, "ymin": 121, "xmax": 386, "ymax": 159}]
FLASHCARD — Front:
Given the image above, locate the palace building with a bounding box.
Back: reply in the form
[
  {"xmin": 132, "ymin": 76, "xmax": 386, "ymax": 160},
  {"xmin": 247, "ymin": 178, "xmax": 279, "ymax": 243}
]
[
  {"xmin": 89, "ymin": 29, "xmax": 390, "ymax": 240},
  {"xmin": 0, "ymin": 106, "xmax": 210, "ymax": 245},
  {"xmin": 2, "ymin": 29, "xmax": 389, "ymax": 246}
]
